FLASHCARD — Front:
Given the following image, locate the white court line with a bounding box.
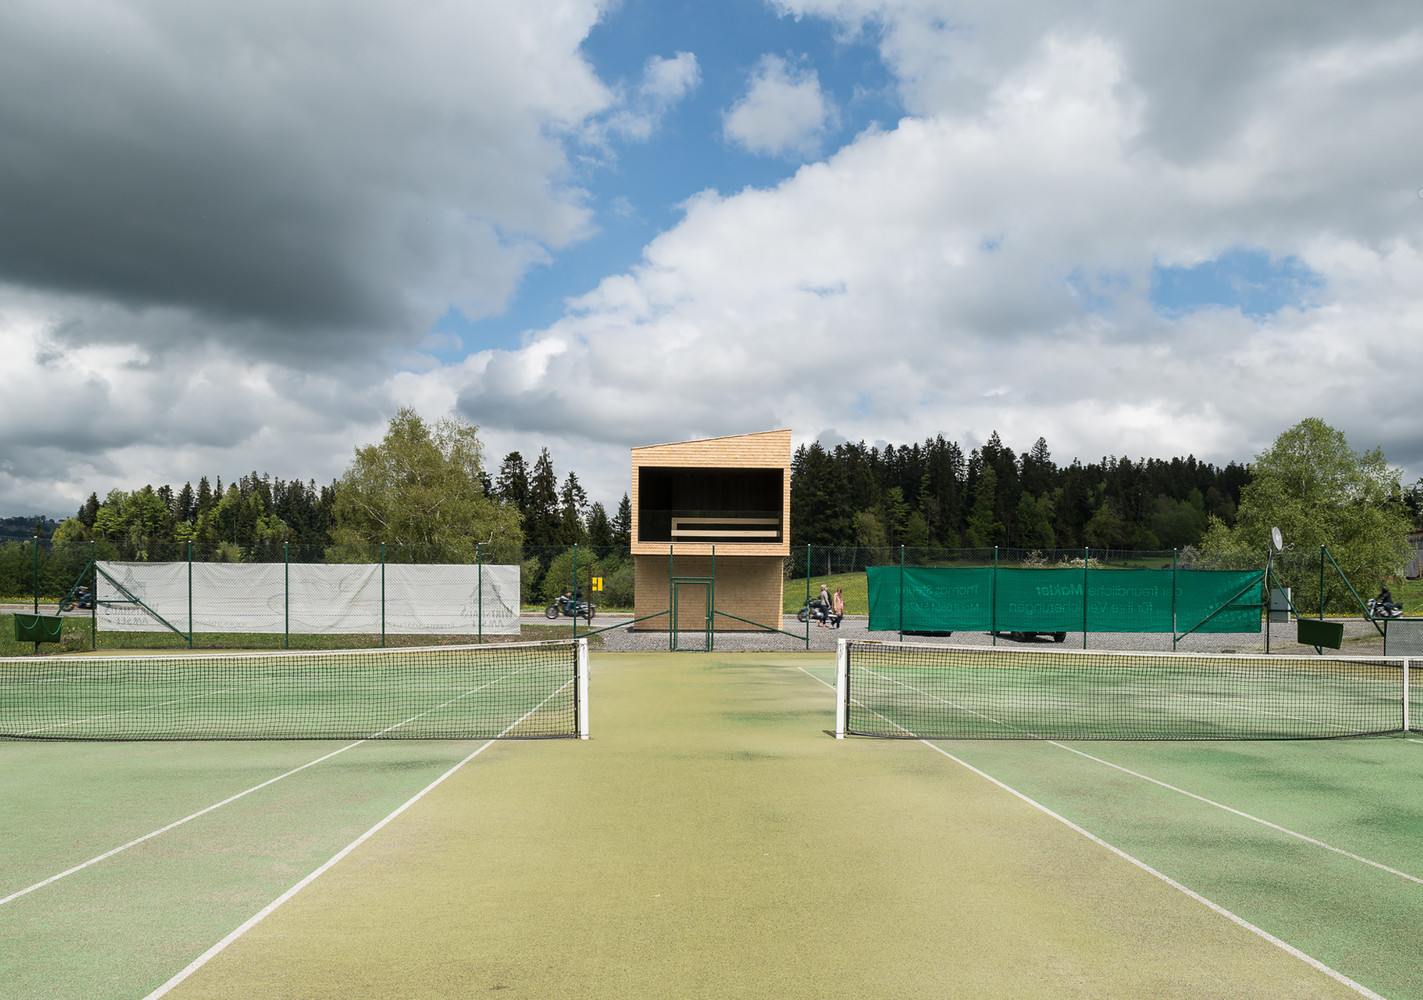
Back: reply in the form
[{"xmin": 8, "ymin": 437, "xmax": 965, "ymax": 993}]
[
  {"xmin": 917, "ymin": 740, "xmax": 1387, "ymax": 1000},
  {"xmin": 141, "ymin": 677, "xmax": 570, "ymax": 998},
  {"xmin": 802, "ymin": 664, "xmax": 1386, "ymax": 998},
  {"xmin": 832, "ymin": 662, "xmax": 1423, "ymax": 885},
  {"xmin": 2, "ymin": 665, "xmax": 546, "ymax": 907},
  {"xmin": 142, "ymin": 739, "xmax": 499, "ymax": 999},
  {"xmin": 1046, "ymin": 742, "xmax": 1423, "ymax": 886},
  {"xmin": 0, "ymin": 740, "xmax": 370, "ymax": 907}
]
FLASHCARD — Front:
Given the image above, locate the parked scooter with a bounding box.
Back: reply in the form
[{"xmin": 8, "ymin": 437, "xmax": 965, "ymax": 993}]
[
  {"xmin": 60, "ymin": 586, "xmax": 95, "ymax": 612},
  {"xmin": 546, "ymin": 591, "xmax": 596, "ymax": 621}
]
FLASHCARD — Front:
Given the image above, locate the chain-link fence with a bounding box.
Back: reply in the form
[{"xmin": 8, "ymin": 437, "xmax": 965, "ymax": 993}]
[{"xmin": 2, "ymin": 539, "xmax": 1392, "ymax": 654}]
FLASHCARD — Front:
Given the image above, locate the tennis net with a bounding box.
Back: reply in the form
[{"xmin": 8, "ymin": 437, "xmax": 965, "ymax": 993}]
[
  {"xmin": 835, "ymin": 639, "xmax": 1416, "ymax": 740},
  {"xmin": 0, "ymin": 639, "xmax": 589, "ymax": 741}
]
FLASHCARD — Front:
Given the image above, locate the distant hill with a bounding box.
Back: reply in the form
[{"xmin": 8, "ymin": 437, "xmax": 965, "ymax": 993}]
[{"xmin": 0, "ymin": 516, "xmax": 61, "ymax": 543}]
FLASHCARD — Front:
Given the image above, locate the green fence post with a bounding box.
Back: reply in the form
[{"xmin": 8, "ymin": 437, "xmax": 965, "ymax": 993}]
[
  {"xmin": 32, "ymin": 533, "xmax": 39, "ymax": 614},
  {"xmin": 284, "ymin": 540, "xmax": 290, "ymax": 650},
  {"xmin": 805, "ymin": 544, "xmax": 812, "ymax": 648},
  {"xmin": 709, "ymin": 543, "xmax": 716, "ymax": 653},
  {"xmin": 381, "ymin": 542, "xmax": 386, "ymax": 649},
  {"xmin": 991, "ymin": 546, "xmax": 999, "ymax": 646},
  {"xmin": 898, "ymin": 545, "xmax": 905, "ymax": 641},
  {"xmin": 477, "ymin": 542, "xmax": 483, "ymax": 645},
  {"xmin": 1083, "ymin": 547, "xmax": 1090, "ymax": 648},
  {"xmin": 187, "ymin": 540, "xmax": 193, "ymax": 649},
  {"xmin": 91, "ymin": 540, "xmax": 97, "ymax": 649},
  {"xmin": 1171, "ymin": 548, "xmax": 1178, "ymax": 652},
  {"xmin": 1320, "ymin": 545, "xmax": 1325, "ymax": 620}
]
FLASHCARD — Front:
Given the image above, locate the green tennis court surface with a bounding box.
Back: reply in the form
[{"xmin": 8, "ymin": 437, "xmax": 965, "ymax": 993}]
[{"xmin": 3, "ymin": 651, "xmax": 1420, "ymax": 998}]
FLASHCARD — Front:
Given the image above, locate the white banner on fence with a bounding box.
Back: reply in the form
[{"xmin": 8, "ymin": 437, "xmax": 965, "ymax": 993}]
[{"xmin": 95, "ymin": 561, "xmax": 521, "ymax": 635}]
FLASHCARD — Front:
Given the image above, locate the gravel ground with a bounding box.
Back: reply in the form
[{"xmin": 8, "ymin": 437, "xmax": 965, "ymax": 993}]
[{"xmin": 590, "ymin": 614, "xmax": 1400, "ymax": 657}]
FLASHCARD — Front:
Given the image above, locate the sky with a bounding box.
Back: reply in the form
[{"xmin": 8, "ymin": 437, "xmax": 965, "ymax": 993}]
[{"xmin": 3, "ymin": 0, "xmax": 1422, "ymax": 520}]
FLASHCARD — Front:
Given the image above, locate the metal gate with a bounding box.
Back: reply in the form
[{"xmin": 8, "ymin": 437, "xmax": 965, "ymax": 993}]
[{"xmin": 670, "ymin": 579, "xmax": 712, "ymax": 651}]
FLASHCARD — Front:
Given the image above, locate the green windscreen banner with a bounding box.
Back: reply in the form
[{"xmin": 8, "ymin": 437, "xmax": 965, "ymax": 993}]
[{"xmin": 866, "ymin": 566, "xmax": 1262, "ymax": 634}]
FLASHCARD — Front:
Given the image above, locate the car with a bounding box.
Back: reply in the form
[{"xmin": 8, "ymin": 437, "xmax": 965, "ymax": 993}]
[{"xmin": 993, "ymin": 630, "xmax": 1068, "ymax": 642}]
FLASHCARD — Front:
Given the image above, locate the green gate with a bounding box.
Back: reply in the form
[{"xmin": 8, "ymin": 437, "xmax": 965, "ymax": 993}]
[{"xmin": 671, "ymin": 579, "xmax": 712, "ymax": 652}]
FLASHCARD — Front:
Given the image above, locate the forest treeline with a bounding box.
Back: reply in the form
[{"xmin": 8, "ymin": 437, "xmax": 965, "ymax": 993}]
[
  {"xmin": 34, "ymin": 449, "xmax": 632, "ymax": 559},
  {"xmin": 26, "ymin": 432, "xmax": 1249, "ymax": 558},
  {"xmin": 789, "ymin": 432, "xmax": 1252, "ymax": 551}
]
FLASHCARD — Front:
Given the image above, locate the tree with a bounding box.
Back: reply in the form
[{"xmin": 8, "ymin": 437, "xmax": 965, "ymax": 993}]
[
  {"xmin": 1082, "ymin": 499, "xmax": 1126, "ymax": 550},
  {"xmin": 523, "ymin": 448, "xmax": 561, "ymax": 547},
  {"xmin": 330, "ymin": 408, "xmax": 521, "ymax": 557},
  {"xmin": 1200, "ymin": 418, "xmax": 1411, "ymax": 605},
  {"xmin": 612, "ymin": 494, "xmax": 632, "ymax": 547},
  {"xmin": 1407, "ymin": 478, "xmax": 1423, "ymax": 529},
  {"xmin": 962, "ymin": 467, "xmax": 1002, "ymax": 548},
  {"xmin": 1016, "ymin": 492, "xmax": 1056, "ymax": 549},
  {"xmin": 853, "ymin": 509, "xmax": 887, "ymax": 548},
  {"xmin": 557, "ymin": 472, "xmax": 589, "ymax": 545},
  {"xmin": 586, "ymin": 502, "xmax": 613, "ymax": 549},
  {"xmin": 1149, "ymin": 495, "xmax": 1206, "ymax": 549},
  {"xmin": 494, "ymin": 452, "xmax": 530, "ymax": 519}
]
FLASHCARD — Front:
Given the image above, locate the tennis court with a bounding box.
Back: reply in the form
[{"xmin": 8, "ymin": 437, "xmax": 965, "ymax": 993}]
[{"xmin": 3, "ymin": 644, "xmax": 1421, "ymax": 999}]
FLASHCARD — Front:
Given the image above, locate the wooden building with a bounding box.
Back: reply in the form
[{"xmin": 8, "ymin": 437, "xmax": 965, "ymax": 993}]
[{"xmin": 631, "ymin": 429, "xmax": 792, "ymax": 633}]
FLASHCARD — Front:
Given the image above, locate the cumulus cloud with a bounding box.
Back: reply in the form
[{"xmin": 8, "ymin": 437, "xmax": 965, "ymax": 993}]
[
  {"xmin": 5, "ymin": 0, "xmax": 1423, "ymax": 518},
  {"xmin": 450, "ymin": 12, "xmax": 1423, "ymax": 497},
  {"xmin": 722, "ymin": 54, "xmax": 839, "ymax": 157},
  {"xmin": 601, "ymin": 51, "xmax": 702, "ymax": 141}
]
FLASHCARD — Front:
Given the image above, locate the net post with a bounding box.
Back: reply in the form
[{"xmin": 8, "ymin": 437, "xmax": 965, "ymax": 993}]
[
  {"xmin": 1404, "ymin": 659, "xmax": 1411, "ymax": 733},
  {"xmin": 834, "ymin": 638, "xmax": 848, "ymax": 739},
  {"xmin": 577, "ymin": 637, "xmax": 591, "ymax": 739}
]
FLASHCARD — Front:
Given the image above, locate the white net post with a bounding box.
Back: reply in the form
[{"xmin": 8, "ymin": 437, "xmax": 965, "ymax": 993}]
[
  {"xmin": 577, "ymin": 638, "xmax": 590, "ymax": 740},
  {"xmin": 835, "ymin": 638, "xmax": 848, "ymax": 739}
]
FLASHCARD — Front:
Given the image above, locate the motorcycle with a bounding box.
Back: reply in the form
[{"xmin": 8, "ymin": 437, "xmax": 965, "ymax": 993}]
[
  {"xmin": 546, "ymin": 593, "xmax": 596, "ymax": 620},
  {"xmin": 796, "ymin": 598, "xmax": 840, "ymax": 627},
  {"xmin": 60, "ymin": 586, "xmax": 95, "ymax": 612},
  {"xmin": 1366, "ymin": 598, "xmax": 1403, "ymax": 619}
]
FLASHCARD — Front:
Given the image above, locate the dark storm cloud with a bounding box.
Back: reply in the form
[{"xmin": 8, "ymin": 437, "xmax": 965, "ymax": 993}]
[{"xmin": 0, "ymin": 1, "xmax": 606, "ymax": 360}]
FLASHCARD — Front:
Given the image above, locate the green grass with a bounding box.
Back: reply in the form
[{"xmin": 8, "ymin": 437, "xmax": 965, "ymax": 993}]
[{"xmin": 783, "ymin": 572, "xmax": 866, "ymax": 615}]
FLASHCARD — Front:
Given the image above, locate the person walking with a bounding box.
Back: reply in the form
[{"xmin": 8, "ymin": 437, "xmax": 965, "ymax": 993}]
[{"xmin": 831, "ymin": 588, "xmax": 844, "ymax": 629}]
